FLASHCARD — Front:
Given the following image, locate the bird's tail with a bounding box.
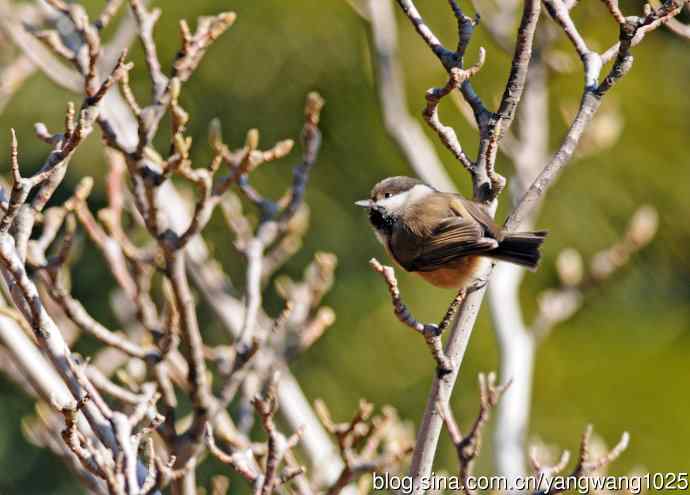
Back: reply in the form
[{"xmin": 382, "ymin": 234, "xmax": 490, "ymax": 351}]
[{"xmin": 489, "ymin": 230, "xmax": 548, "ymax": 271}]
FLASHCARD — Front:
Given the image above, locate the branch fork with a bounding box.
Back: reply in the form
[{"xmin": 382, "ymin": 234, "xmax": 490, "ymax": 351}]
[
  {"xmin": 531, "ymin": 425, "xmax": 630, "ymax": 495},
  {"xmin": 369, "ymin": 258, "xmax": 469, "ymax": 375},
  {"xmin": 439, "ymin": 372, "xmax": 511, "ymax": 494}
]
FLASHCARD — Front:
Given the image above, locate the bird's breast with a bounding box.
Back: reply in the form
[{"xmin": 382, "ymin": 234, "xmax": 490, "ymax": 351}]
[{"xmin": 416, "ymin": 256, "xmax": 482, "ymax": 289}]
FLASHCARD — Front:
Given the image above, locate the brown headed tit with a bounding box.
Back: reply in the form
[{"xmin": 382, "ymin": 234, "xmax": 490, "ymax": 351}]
[{"xmin": 356, "ymin": 176, "xmax": 547, "ymax": 289}]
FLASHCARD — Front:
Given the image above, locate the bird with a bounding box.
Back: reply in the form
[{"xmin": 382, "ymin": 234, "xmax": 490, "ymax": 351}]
[{"xmin": 355, "ymin": 176, "xmax": 547, "ymax": 289}]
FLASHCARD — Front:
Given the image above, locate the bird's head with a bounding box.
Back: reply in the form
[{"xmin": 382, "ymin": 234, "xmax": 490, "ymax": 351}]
[{"xmin": 355, "ymin": 176, "xmax": 433, "ymax": 234}]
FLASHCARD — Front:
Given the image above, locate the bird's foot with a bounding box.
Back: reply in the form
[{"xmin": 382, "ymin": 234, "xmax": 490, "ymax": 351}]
[
  {"xmin": 467, "ymin": 276, "xmax": 489, "ymax": 293},
  {"xmin": 436, "ymin": 362, "xmax": 454, "ymax": 378}
]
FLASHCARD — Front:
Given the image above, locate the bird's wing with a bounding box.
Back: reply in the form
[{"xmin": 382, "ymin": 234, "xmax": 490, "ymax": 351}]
[
  {"xmin": 388, "ymin": 192, "xmax": 500, "ymax": 272},
  {"xmin": 454, "ymin": 196, "xmax": 503, "ymax": 240},
  {"xmin": 405, "ymin": 217, "xmax": 498, "ymax": 271}
]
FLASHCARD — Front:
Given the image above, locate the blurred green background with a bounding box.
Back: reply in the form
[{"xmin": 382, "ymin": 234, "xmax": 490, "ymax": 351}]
[{"xmin": 1, "ymin": 0, "xmax": 689, "ymax": 492}]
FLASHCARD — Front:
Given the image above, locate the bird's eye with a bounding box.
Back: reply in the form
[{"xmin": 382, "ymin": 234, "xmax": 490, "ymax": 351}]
[{"xmin": 384, "ymin": 193, "xmax": 392, "ymax": 199}]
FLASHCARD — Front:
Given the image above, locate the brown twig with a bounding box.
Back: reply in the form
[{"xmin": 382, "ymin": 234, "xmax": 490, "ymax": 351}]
[
  {"xmin": 600, "ymin": 0, "xmax": 688, "ymax": 64},
  {"xmin": 237, "ymin": 93, "xmax": 324, "ymax": 349},
  {"xmin": 205, "ymin": 423, "xmax": 260, "ymax": 485},
  {"xmin": 360, "ymin": 0, "xmax": 457, "ymax": 192},
  {"xmin": 316, "ymin": 399, "xmax": 413, "ymax": 495},
  {"xmin": 533, "ymin": 425, "xmax": 630, "ymax": 495},
  {"xmin": 397, "ymin": 0, "xmax": 540, "ymax": 202},
  {"xmin": 439, "ymin": 372, "xmax": 511, "ymax": 495},
  {"xmin": 422, "ymin": 64, "xmax": 483, "ymax": 173},
  {"xmin": 369, "ymin": 258, "xmax": 455, "ymax": 374}
]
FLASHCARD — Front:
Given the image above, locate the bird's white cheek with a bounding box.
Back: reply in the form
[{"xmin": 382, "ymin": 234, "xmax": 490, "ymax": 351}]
[{"xmin": 377, "ymin": 193, "xmax": 408, "ymax": 212}]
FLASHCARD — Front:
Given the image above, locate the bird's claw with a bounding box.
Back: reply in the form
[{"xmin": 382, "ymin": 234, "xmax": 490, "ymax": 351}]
[
  {"xmin": 436, "ymin": 360, "xmax": 454, "ymax": 377},
  {"xmin": 424, "ymin": 323, "xmax": 442, "ymax": 338},
  {"xmin": 467, "ymin": 276, "xmax": 489, "ymax": 293}
]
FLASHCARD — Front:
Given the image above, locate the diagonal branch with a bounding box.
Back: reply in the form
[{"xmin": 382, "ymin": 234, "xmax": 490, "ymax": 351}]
[
  {"xmin": 369, "ymin": 258, "xmax": 461, "ymax": 375},
  {"xmin": 439, "ymin": 372, "xmax": 510, "ymax": 495}
]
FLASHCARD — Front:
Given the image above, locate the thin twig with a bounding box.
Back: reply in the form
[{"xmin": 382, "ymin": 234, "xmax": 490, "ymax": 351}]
[{"xmin": 369, "ymin": 258, "xmax": 454, "ymax": 374}]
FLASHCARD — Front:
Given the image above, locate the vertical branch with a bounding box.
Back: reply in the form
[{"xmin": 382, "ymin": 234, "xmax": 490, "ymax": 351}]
[
  {"xmin": 165, "ymin": 249, "xmax": 212, "ymax": 443},
  {"xmin": 406, "ymin": 276, "xmax": 490, "ymax": 493},
  {"xmin": 483, "ymin": 0, "xmax": 541, "ymax": 195}
]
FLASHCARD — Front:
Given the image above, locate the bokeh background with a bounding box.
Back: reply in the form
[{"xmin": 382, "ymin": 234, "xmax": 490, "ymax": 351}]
[{"xmin": 1, "ymin": 0, "xmax": 689, "ymax": 492}]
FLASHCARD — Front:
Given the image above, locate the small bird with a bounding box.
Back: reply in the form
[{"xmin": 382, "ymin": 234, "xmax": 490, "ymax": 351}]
[{"xmin": 356, "ymin": 176, "xmax": 547, "ymax": 289}]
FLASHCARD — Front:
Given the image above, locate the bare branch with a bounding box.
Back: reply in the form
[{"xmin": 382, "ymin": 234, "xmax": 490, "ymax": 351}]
[
  {"xmin": 369, "ymin": 258, "xmax": 456, "ymax": 374},
  {"xmin": 238, "ymin": 92, "xmax": 324, "ymax": 348},
  {"xmin": 534, "ymin": 425, "xmax": 630, "ymax": 495},
  {"xmin": 439, "ymin": 372, "xmax": 510, "ymax": 495},
  {"xmin": 0, "ymin": 54, "xmax": 36, "ymax": 113},
  {"xmin": 423, "ymin": 63, "xmax": 484, "ymax": 173},
  {"xmin": 361, "ymin": 0, "xmax": 456, "ymax": 192},
  {"xmin": 396, "ymin": 0, "xmax": 540, "ymax": 202},
  {"xmin": 96, "ymin": 0, "xmax": 126, "ymax": 30},
  {"xmin": 173, "ymin": 12, "xmax": 237, "ymax": 83},
  {"xmin": 600, "ymin": 0, "xmax": 688, "ymax": 64},
  {"xmin": 205, "ymin": 424, "xmax": 259, "ymax": 484},
  {"xmin": 317, "ymin": 399, "xmax": 413, "ymax": 494},
  {"xmin": 386, "ymin": 0, "xmax": 679, "ymax": 489},
  {"xmin": 128, "ymin": 0, "xmax": 167, "ymax": 102},
  {"xmin": 666, "ymin": 15, "xmax": 690, "ymax": 38}
]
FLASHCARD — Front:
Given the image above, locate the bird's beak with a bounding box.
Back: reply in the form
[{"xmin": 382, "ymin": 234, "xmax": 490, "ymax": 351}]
[{"xmin": 354, "ymin": 199, "xmax": 372, "ymax": 208}]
